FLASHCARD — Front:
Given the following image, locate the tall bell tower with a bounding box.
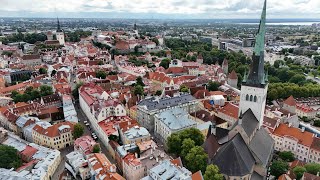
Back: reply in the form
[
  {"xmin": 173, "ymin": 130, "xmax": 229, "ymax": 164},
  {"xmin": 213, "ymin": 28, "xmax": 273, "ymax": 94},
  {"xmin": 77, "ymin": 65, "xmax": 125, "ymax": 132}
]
[
  {"xmin": 56, "ymin": 18, "xmax": 65, "ymax": 46},
  {"xmin": 239, "ymin": 0, "xmax": 268, "ymax": 128}
]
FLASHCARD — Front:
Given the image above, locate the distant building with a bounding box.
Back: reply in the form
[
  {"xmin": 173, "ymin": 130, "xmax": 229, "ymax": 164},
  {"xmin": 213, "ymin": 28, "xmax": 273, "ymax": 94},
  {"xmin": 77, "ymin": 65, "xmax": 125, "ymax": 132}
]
[
  {"xmin": 21, "ymin": 54, "xmax": 42, "ymax": 66},
  {"xmin": 56, "ymin": 18, "xmax": 65, "ymax": 46}
]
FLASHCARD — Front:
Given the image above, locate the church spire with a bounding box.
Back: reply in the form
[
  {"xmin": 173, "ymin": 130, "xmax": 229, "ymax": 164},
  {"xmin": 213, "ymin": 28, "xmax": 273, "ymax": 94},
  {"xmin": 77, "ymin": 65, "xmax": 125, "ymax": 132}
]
[
  {"xmin": 57, "ymin": 17, "xmax": 62, "ymax": 32},
  {"xmin": 244, "ymin": 0, "xmax": 267, "ymax": 87}
]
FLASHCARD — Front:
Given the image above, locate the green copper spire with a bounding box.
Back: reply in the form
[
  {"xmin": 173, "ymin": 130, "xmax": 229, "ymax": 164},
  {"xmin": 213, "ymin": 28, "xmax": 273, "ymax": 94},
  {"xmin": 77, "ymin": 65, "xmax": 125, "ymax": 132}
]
[
  {"xmin": 243, "ymin": 0, "xmax": 267, "ymax": 88},
  {"xmin": 253, "ymin": 0, "xmax": 266, "ymax": 56}
]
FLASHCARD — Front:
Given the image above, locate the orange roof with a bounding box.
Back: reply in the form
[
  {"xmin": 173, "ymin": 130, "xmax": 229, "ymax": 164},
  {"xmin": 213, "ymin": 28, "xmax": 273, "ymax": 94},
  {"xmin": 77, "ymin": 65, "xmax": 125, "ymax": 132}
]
[
  {"xmin": 171, "ymin": 157, "xmax": 183, "ymax": 167},
  {"xmin": 192, "ymin": 171, "xmax": 204, "ymax": 180},
  {"xmin": 33, "ymin": 121, "xmax": 74, "ymax": 138},
  {"xmin": 284, "ymin": 96, "xmax": 296, "ymax": 107},
  {"xmin": 273, "ymin": 124, "xmax": 314, "ymax": 147},
  {"xmin": 123, "ymin": 153, "xmax": 141, "ymax": 167},
  {"xmin": 217, "ymin": 103, "xmax": 239, "ymax": 119},
  {"xmin": 88, "ymin": 153, "xmax": 124, "ymax": 180}
]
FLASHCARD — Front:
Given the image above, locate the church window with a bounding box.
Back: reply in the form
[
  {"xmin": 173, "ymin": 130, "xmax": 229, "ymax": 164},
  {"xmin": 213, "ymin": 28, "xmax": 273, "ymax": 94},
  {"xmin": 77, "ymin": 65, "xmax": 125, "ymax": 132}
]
[
  {"xmin": 254, "ymin": 96, "xmax": 257, "ymax": 102},
  {"xmin": 250, "ymin": 95, "xmax": 253, "ymax": 101},
  {"xmin": 246, "ymin": 94, "xmax": 249, "ymax": 101}
]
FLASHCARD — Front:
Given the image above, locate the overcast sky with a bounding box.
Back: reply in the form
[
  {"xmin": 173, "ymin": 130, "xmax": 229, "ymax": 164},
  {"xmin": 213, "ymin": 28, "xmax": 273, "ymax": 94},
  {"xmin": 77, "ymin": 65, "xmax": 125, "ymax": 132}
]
[{"xmin": 0, "ymin": 0, "xmax": 319, "ymax": 19}]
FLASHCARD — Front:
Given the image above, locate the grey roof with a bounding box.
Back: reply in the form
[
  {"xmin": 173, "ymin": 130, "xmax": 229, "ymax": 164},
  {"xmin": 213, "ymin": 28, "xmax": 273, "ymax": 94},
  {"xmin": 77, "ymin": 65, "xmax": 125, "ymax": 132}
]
[
  {"xmin": 251, "ymin": 171, "xmax": 264, "ymax": 180},
  {"xmin": 156, "ymin": 108, "xmax": 196, "ymax": 131},
  {"xmin": 138, "ymin": 94, "xmax": 195, "ymax": 111},
  {"xmin": 212, "ymin": 133, "xmax": 255, "ymax": 176},
  {"xmin": 249, "ymin": 127, "xmax": 274, "ymax": 167},
  {"xmin": 15, "ymin": 116, "xmax": 29, "ymax": 128},
  {"xmin": 239, "ymin": 109, "xmax": 259, "ymax": 138}
]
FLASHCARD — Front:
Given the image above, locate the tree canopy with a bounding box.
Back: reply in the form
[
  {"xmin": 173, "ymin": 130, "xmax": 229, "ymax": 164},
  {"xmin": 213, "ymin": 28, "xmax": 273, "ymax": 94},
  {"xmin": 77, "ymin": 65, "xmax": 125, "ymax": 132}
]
[
  {"xmin": 204, "ymin": 164, "xmax": 224, "ymax": 180},
  {"xmin": 72, "ymin": 82, "xmax": 83, "ymax": 99},
  {"xmin": 181, "ymin": 138, "xmax": 195, "ymax": 158},
  {"xmin": 279, "ymin": 151, "xmax": 295, "ymax": 162},
  {"xmin": 159, "ymin": 58, "xmax": 171, "ymax": 69},
  {"xmin": 96, "ymin": 70, "xmax": 107, "ymax": 79},
  {"xmin": 207, "ymin": 81, "xmax": 220, "ymax": 91},
  {"xmin": 305, "ymin": 163, "xmax": 320, "ymax": 175},
  {"xmin": 39, "ymin": 67, "xmax": 47, "ymax": 75},
  {"xmin": 179, "ymin": 84, "xmax": 189, "ymax": 93},
  {"xmin": 11, "ymin": 85, "xmax": 53, "ymax": 103},
  {"xmin": 293, "ymin": 166, "xmax": 306, "ymax": 180},
  {"xmin": 73, "ymin": 123, "xmax": 84, "ymax": 139},
  {"xmin": 0, "ymin": 145, "xmax": 22, "ymax": 169},
  {"xmin": 92, "ymin": 144, "xmax": 101, "ymax": 153},
  {"xmin": 167, "ymin": 128, "xmax": 204, "ymax": 155},
  {"xmin": 136, "ymin": 76, "xmax": 145, "ymax": 87},
  {"xmin": 134, "ymin": 85, "xmax": 144, "ymax": 96},
  {"xmin": 270, "ymin": 160, "xmax": 289, "ymax": 178},
  {"xmin": 185, "ymin": 146, "xmax": 208, "ymax": 173}
]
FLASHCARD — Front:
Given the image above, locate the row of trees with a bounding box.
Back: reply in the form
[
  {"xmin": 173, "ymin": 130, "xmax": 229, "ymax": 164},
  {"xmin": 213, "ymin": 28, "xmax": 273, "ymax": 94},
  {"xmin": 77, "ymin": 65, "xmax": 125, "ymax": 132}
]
[
  {"xmin": 65, "ymin": 30, "xmax": 91, "ymax": 42},
  {"xmin": 167, "ymin": 128, "xmax": 223, "ymax": 179},
  {"xmin": 267, "ymin": 83, "xmax": 320, "ymax": 101},
  {"xmin": 11, "ymin": 85, "xmax": 53, "ymax": 103},
  {"xmin": 0, "ymin": 32, "xmax": 47, "ymax": 44}
]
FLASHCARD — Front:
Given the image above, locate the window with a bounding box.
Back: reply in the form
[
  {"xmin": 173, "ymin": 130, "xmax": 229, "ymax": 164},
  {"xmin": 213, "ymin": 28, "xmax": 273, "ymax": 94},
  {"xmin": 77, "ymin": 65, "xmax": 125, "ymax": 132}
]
[
  {"xmin": 254, "ymin": 96, "xmax": 257, "ymax": 102},
  {"xmin": 246, "ymin": 94, "xmax": 249, "ymax": 101},
  {"xmin": 250, "ymin": 95, "xmax": 253, "ymax": 101}
]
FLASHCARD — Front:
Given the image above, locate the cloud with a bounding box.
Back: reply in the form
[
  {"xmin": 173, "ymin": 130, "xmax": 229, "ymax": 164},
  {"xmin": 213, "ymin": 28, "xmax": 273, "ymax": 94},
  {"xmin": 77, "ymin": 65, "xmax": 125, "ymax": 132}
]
[{"xmin": 0, "ymin": 0, "xmax": 319, "ymax": 18}]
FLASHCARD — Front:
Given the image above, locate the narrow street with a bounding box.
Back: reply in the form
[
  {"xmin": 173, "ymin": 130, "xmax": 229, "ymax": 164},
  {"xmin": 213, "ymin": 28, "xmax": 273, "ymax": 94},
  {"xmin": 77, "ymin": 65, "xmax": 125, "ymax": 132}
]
[{"xmin": 52, "ymin": 145, "xmax": 74, "ymax": 180}]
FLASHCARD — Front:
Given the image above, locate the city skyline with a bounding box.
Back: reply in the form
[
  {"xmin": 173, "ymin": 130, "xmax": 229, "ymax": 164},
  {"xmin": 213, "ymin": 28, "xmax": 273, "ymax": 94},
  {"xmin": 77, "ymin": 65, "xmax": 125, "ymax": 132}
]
[{"xmin": 0, "ymin": 0, "xmax": 320, "ymax": 19}]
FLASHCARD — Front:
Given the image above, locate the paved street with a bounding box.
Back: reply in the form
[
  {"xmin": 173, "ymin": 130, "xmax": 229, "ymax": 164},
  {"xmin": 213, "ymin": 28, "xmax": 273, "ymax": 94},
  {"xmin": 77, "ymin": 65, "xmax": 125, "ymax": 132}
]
[
  {"xmin": 75, "ymin": 103, "xmax": 116, "ymax": 165},
  {"xmin": 52, "ymin": 145, "xmax": 74, "ymax": 180}
]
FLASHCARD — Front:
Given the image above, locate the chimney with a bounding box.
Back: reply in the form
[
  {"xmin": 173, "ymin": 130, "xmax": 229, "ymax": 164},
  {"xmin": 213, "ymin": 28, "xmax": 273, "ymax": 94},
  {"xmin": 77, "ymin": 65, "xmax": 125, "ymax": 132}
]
[
  {"xmin": 317, "ymin": 172, "xmax": 319, "ymax": 177},
  {"xmin": 238, "ymin": 111, "xmax": 243, "ymax": 125},
  {"xmin": 301, "ymin": 127, "xmax": 305, "ymax": 133}
]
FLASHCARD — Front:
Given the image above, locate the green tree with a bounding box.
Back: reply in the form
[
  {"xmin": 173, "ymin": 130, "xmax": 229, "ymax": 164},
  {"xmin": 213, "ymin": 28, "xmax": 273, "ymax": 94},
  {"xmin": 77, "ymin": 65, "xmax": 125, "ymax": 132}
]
[
  {"xmin": 98, "ymin": 61, "xmax": 104, "ymax": 65},
  {"xmin": 207, "ymin": 81, "xmax": 220, "ymax": 91},
  {"xmin": 305, "ymin": 163, "xmax": 320, "ymax": 175},
  {"xmin": 136, "ymin": 76, "xmax": 145, "ymax": 87},
  {"xmin": 159, "ymin": 58, "xmax": 170, "ymax": 69},
  {"xmin": 39, "ymin": 67, "xmax": 47, "ymax": 74},
  {"xmin": 279, "ymin": 151, "xmax": 295, "ymax": 162},
  {"xmin": 152, "ymin": 38, "xmax": 159, "ymax": 46},
  {"xmin": 181, "ymin": 138, "xmax": 195, "ymax": 158},
  {"xmin": 155, "ymin": 90, "xmax": 162, "ymax": 96},
  {"xmin": 179, "ymin": 128, "xmax": 205, "ymax": 146},
  {"xmin": 179, "ymin": 84, "xmax": 189, "ymax": 93},
  {"xmin": 289, "ymin": 74, "xmax": 306, "ymax": 84},
  {"xmin": 51, "ymin": 70, "xmax": 57, "ymax": 77},
  {"xmin": 270, "ymin": 160, "xmax": 289, "ymax": 178},
  {"xmin": 167, "ymin": 133, "xmax": 182, "ymax": 154},
  {"xmin": 0, "ymin": 145, "xmax": 22, "ymax": 169},
  {"xmin": 96, "ymin": 70, "xmax": 107, "ymax": 79},
  {"xmin": 73, "ymin": 123, "xmax": 84, "ymax": 139},
  {"xmin": 204, "ymin": 164, "xmax": 224, "ymax": 180},
  {"xmin": 185, "ymin": 146, "xmax": 208, "ymax": 173},
  {"xmin": 92, "ymin": 144, "xmax": 101, "ymax": 153},
  {"xmin": 293, "ymin": 166, "xmax": 306, "ymax": 180},
  {"xmin": 39, "ymin": 85, "xmax": 53, "ymax": 96},
  {"xmin": 134, "ymin": 85, "xmax": 144, "ymax": 96}
]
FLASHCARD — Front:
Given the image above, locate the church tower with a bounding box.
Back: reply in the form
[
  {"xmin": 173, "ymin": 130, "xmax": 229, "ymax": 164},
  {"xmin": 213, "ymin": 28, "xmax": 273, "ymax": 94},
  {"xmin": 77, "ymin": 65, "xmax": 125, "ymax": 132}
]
[
  {"xmin": 239, "ymin": 0, "xmax": 268, "ymax": 128},
  {"xmin": 56, "ymin": 18, "xmax": 65, "ymax": 46}
]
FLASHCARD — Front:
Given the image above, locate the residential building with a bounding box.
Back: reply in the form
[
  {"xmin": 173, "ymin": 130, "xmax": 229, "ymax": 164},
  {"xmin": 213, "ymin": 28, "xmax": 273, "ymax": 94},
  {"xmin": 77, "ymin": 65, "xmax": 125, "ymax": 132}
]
[
  {"xmin": 0, "ymin": 128, "xmax": 61, "ymax": 180},
  {"xmin": 118, "ymin": 121, "xmax": 150, "ymax": 145},
  {"xmin": 87, "ymin": 153, "xmax": 124, "ymax": 180},
  {"xmin": 215, "ymin": 102, "xmax": 239, "ymax": 126},
  {"xmin": 137, "ymin": 94, "xmax": 198, "ymax": 131},
  {"xmin": 74, "ymin": 135, "xmax": 99, "ymax": 155},
  {"xmin": 62, "ymin": 94, "xmax": 78, "ymax": 123},
  {"xmin": 282, "ymin": 96, "xmax": 317, "ymax": 118},
  {"xmin": 21, "ymin": 54, "xmax": 42, "ymax": 66},
  {"xmin": 32, "ymin": 121, "xmax": 74, "ymax": 149},
  {"xmin": 141, "ymin": 159, "xmax": 203, "ymax": 180},
  {"xmin": 272, "ymin": 123, "xmax": 315, "ymax": 162},
  {"xmin": 65, "ymin": 151, "xmax": 91, "ymax": 180},
  {"xmin": 154, "ymin": 107, "xmax": 197, "ymax": 143}
]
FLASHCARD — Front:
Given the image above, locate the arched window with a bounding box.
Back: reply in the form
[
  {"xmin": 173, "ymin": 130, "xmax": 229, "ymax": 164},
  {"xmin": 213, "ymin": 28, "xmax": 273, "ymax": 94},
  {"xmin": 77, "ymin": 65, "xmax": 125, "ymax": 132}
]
[
  {"xmin": 246, "ymin": 94, "xmax": 249, "ymax": 101},
  {"xmin": 250, "ymin": 95, "xmax": 253, "ymax": 101},
  {"xmin": 254, "ymin": 96, "xmax": 257, "ymax": 102}
]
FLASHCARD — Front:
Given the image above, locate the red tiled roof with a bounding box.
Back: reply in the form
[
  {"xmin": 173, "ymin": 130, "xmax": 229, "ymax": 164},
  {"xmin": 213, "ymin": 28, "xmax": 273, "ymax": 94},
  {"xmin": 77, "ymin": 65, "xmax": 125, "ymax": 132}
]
[
  {"xmin": 284, "ymin": 96, "xmax": 296, "ymax": 107},
  {"xmin": 311, "ymin": 137, "xmax": 320, "ymax": 152},
  {"xmin": 228, "ymin": 70, "xmax": 238, "ymax": 80},
  {"xmin": 273, "ymin": 124, "xmax": 314, "ymax": 147},
  {"xmin": 33, "ymin": 121, "xmax": 74, "ymax": 138},
  {"xmin": 217, "ymin": 103, "xmax": 239, "ymax": 119}
]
